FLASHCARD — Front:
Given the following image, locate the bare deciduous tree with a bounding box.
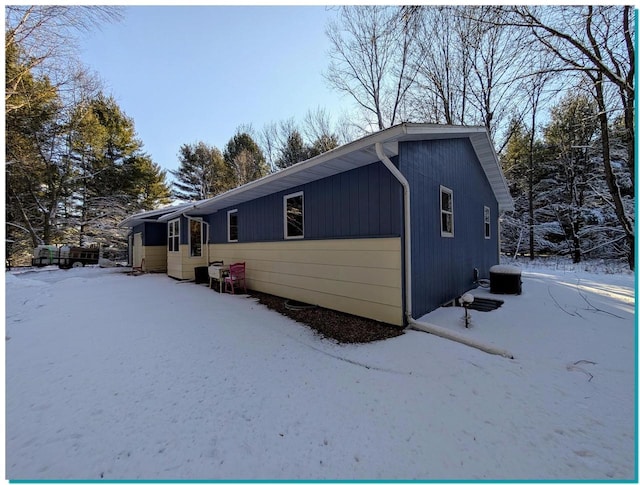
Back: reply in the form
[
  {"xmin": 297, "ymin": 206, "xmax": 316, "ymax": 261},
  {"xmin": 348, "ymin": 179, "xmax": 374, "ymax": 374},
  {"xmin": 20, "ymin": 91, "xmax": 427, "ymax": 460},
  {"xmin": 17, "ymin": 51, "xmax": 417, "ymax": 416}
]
[
  {"xmin": 410, "ymin": 7, "xmax": 470, "ymax": 125},
  {"xmin": 302, "ymin": 107, "xmax": 335, "ymax": 145},
  {"xmin": 408, "ymin": 6, "xmax": 530, "ymax": 151},
  {"xmin": 5, "ymin": 5, "xmax": 122, "ymax": 113},
  {"xmin": 325, "ymin": 6, "xmax": 421, "ymax": 130}
]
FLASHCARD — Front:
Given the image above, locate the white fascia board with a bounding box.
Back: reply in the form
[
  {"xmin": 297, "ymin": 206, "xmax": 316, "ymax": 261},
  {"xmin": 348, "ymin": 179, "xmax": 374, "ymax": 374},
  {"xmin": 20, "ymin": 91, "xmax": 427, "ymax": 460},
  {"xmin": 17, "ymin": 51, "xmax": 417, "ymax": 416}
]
[
  {"xmin": 157, "ymin": 204, "xmax": 199, "ymax": 222},
  {"xmin": 118, "ymin": 202, "xmax": 193, "ymax": 227},
  {"xmin": 403, "ymin": 123, "xmax": 486, "ymax": 137},
  {"xmin": 467, "ymin": 133, "xmax": 514, "ymax": 212}
]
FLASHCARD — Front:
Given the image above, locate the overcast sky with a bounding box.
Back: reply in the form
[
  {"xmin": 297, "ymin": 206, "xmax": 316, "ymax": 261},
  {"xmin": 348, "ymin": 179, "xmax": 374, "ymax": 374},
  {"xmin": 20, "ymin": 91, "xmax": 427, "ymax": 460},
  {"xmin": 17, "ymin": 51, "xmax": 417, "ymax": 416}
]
[{"xmin": 79, "ymin": 5, "xmax": 351, "ymax": 176}]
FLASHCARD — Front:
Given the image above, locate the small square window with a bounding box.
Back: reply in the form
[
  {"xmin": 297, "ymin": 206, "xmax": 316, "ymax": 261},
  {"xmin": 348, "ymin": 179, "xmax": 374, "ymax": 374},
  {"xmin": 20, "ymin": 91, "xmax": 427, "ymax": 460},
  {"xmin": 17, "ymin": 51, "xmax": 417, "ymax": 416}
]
[
  {"xmin": 440, "ymin": 186, "xmax": 454, "ymax": 237},
  {"xmin": 228, "ymin": 210, "xmax": 238, "ymax": 242},
  {"xmin": 284, "ymin": 192, "xmax": 304, "ymax": 239},
  {"xmin": 484, "ymin": 206, "xmax": 491, "ymax": 239}
]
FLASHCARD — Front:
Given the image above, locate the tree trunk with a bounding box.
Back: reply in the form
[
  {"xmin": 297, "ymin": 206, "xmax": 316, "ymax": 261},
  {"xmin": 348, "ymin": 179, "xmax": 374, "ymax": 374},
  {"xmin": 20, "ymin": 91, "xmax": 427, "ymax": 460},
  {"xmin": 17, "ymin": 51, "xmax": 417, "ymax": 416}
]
[
  {"xmin": 572, "ymin": 221, "xmax": 581, "ymax": 264},
  {"xmin": 528, "ymin": 108, "xmax": 536, "ymax": 260},
  {"xmin": 594, "ymin": 74, "xmax": 635, "ymax": 270},
  {"xmin": 9, "ymin": 187, "xmax": 41, "ymax": 247},
  {"xmin": 622, "ymin": 6, "xmax": 634, "ymax": 192},
  {"xmin": 528, "ymin": 179, "xmax": 534, "ymax": 260}
]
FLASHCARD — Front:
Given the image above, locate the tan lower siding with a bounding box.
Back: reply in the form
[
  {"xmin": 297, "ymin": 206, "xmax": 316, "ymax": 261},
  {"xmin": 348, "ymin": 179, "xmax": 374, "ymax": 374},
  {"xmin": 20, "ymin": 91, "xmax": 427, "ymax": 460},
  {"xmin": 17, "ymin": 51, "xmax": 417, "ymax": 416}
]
[
  {"xmin": 167, "ymin": 250, "xmax": 184, "ymax": 279},
  {"xmin": 210, "ymin": 238, "xmax": 403, "ymax": 326},
  {"xmin": 167, "ymin": 246, "xmax": 207, "ymax": 279},
  {"xmin": 142, "ymin": 246, "xmax": 167, "ymax": 272}
]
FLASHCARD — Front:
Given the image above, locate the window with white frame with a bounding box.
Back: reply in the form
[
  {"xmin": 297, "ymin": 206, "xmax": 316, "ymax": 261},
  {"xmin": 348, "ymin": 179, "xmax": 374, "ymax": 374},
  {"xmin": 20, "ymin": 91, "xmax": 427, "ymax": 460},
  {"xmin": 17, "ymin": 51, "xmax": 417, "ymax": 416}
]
[
  {"xmin": 484, "ymin": 206, "xmax": 491, "ymax": 239},
  {"xmin": 189, "ymin": 219, "xmax": 203, "ymax": 257},
  {"xmin": 284, "ymin": 192, "xmax": 304, "ymax": 239},
  {"xmin": 168, "ymin": 219, "xmax": 180, "ymax": 252},
  {"xmin": 227, "ymin": 209, "xmax": 238, "ymax": 242},
  {"xmin": 440, "ymin": 186, "xmax": 454, "ymax": 237}
]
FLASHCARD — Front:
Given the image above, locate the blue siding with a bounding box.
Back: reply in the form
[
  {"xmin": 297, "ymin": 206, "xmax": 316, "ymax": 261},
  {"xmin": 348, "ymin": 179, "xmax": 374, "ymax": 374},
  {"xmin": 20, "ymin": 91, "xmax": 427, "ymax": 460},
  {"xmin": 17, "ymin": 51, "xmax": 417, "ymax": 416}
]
[
  {"xmin": 399, "ymin": 139, "xmax": 499, "ymax": 318},
  {"xmin": 208, "ymin": 162, "xmax": 403, "ymax": 243},
  {"xmin": 178, "ymin": 216, "xmax": 189, "ymax": 245},
  {"xmin": 133, "ymin": 222, "xmax": 167, "ymax": 246}
]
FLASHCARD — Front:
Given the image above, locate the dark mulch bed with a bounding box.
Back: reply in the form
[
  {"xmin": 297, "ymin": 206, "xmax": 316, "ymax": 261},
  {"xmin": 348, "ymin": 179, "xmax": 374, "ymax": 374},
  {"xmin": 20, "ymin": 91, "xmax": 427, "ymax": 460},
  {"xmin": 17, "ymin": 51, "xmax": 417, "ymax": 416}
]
[{"xmin": 247, "ymin": 290, "xmax": 405, "ymax": 344}]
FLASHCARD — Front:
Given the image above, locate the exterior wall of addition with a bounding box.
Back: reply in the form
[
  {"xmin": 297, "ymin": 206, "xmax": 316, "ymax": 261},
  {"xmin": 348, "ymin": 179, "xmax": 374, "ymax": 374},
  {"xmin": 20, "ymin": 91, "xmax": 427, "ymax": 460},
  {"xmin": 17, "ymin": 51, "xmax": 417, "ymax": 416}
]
[
  {"xmin": 166, "ymin": 216, "xmax": 207, "ymax": 280},
  {"xmin": 166, "ymin": 245, "xmax": 207, "ymax": 280}
]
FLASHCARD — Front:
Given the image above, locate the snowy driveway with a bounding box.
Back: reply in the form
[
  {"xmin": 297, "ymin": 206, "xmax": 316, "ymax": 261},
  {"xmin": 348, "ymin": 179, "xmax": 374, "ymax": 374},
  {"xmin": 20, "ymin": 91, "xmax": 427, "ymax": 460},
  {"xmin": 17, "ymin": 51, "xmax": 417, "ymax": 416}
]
[{"xmin": 5, "ymin": 266, "xmax": 636, "ymax": 480}]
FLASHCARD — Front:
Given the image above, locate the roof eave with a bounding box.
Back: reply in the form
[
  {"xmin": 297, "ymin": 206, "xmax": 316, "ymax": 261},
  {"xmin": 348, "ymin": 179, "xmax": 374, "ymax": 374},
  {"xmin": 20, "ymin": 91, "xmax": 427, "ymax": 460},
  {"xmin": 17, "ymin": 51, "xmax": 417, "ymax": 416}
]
[
  {"xmin": 151, "ymin": 123, "xmax": 514, "ymax": 219},
  {"xmin": 187, "ymin": 125, "xmax": 411, "ymax": 216},
  {"xmin": 118, "ymin": 203, "xmax": 194, "ymax": 227}
]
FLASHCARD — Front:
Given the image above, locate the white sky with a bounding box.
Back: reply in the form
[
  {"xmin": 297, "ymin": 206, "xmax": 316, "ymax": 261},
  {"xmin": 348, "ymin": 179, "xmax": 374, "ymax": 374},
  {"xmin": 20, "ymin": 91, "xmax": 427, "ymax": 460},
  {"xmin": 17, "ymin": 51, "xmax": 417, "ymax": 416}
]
[{"xmin": 78, "ymin": 5, "xmax": 352, "ymax": 175}]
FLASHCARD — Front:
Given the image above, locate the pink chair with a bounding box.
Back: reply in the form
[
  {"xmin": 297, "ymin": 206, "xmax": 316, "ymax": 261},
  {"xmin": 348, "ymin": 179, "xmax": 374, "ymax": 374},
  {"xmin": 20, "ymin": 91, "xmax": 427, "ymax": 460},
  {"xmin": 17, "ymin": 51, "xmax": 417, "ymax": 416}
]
[{"xmin": 224, "ymin": 262, "xmax": 246, "ymax": 294}]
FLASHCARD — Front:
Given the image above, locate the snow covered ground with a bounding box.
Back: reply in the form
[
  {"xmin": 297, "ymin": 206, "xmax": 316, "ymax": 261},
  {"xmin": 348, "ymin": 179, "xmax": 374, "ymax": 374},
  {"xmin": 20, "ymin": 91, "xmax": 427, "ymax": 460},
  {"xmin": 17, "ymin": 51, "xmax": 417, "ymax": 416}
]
[{"xmin": 5, "ymin": 263, "xmax": 636, "ymax": 480}]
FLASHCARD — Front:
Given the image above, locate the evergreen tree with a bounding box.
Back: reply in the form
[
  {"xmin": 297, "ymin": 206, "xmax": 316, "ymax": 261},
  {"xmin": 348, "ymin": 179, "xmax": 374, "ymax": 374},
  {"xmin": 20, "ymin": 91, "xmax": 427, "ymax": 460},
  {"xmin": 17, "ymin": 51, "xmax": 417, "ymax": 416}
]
[
  {"xmin": 276, "ymin": 130, "xmax": 308, "ymax": 169},
  {"xmin": 500, "ymin": 119, "xmax": 550, "ymax": 257},
  {"xmin": 223, "ymin": 131, "xmax": 268, "ymax": 187},
  {"xmin": 170, "ymin": 142, "xmax": 227, "ymax": 201},
  {"xmin": 5, "ymin": 8, "xmax": 167, "ymax": 263},
  {"xmin": 307, "ymin": 133, "xmax": 340, "ymax": 158},
  {"xmin": 6, "ymin": 40, "xmax": 69, "ymax": 248},
  {"xmin": 126, "ymin": 156, "xmax": 171, "ymax": 211},
  {"xmin": 68, "ymin": 93, "xmax": 171, "ymax": 246},
  {"xmin": 541, "ymin": 94, "xmax": 599, "ymax": 263}
]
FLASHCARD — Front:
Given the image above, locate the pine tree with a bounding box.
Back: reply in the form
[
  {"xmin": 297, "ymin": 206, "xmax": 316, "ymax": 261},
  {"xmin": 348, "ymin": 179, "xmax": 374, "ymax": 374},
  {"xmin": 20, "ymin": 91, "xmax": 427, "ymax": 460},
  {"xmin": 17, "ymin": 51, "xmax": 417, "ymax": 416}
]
[
  {"xmin": 170, "ymin": 142, "xmax": 227, "ymax": 201},
  {"xmin": 307, "ymin": 133, "xmax": 339, "ymax": 158},
  {"xmin": 276, "ymin": 130, "xmax": 309, "ymax": 169},
  {"xmin": 542, "ymin": 94, "xmax": 602, "ymax": 262},
  {"xmin": 500, "ymin": 119, "xmax": 549, "ymax": 257},
  {"xmin": 6, "ymin": 40, "xmax": 69, "ymax": 248},
  {"xmin": 68, "ymin": 93, "xmax": 170, "ymax": 246},
  {"xmin": 223, "ymin": 132, "xmax": 268, "ymax": 187},
  {"xmin": 126, "ymin": 156, "xmax": 171, "ymax": 210}
]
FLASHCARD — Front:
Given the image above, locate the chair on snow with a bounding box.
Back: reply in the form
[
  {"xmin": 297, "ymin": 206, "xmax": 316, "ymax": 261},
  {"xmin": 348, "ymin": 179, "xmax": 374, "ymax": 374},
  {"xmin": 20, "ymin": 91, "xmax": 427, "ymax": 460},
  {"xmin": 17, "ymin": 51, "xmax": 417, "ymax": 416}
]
[{"xmin": 224, "ymin": 262, "xmax": 246, "ymax": 294}]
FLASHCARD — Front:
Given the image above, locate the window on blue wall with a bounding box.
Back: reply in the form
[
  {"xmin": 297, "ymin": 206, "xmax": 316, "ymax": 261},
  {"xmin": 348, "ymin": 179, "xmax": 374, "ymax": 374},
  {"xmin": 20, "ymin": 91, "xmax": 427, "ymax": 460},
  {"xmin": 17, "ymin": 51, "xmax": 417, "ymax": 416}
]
[
  {"xmin": 440, "ymin": 186, "xmax": 454, "ymax": 237},
  {"xmin": 168, "ymin": 219, "xmax": 180, "ymax": 252},
  {"xmin": 484, "ymin": 206, "xmax": 491, "ymax": 239},
  {"xmin": 228, "ymin": 210, "xmax": 238, "ymax": 242},
  {"xmin": 284, "ymin": 192, "xmax": 304, "ymax": 239},
  {"xmin": 189, "ymin": 219, "xmax": 202, "ymax": 257}
]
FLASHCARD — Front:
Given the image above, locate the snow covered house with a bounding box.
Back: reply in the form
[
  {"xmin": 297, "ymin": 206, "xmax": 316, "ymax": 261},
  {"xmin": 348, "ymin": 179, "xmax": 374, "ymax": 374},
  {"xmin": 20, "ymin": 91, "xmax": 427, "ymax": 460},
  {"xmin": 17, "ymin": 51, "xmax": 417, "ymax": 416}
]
[{"xmin": 120, "ymin": 123, "xmax": 513, "ymax": 326}]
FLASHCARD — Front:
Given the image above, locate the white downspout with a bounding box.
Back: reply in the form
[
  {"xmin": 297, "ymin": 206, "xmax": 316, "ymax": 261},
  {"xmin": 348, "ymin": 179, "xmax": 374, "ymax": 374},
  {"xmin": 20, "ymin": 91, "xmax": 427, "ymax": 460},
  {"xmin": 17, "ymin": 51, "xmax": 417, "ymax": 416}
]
[
  {"xmin": 375, "ymin": 142, "xmax": 413, "ymax": 322},
  {"xmin": 375, "ymin": 142, "xmax": 514, "ymax": 359},
  {"xmin": 203, "ymin": 220, "xmax": 210, "ymax": 264}
]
